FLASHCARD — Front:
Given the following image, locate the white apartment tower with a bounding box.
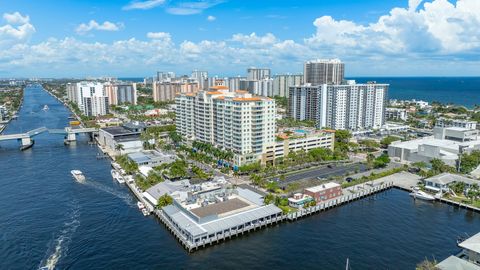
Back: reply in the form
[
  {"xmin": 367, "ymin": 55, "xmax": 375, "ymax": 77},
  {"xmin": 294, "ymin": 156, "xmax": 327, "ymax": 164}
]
[
  {"xmin": 66, "ymin": 81, "xmax": 109, "ymax": 116},
  {"xmin": 289, "ymin": 81, "xmax": 388, "ymax": 130},
  {"xmin": 304, "ymin": 59, "xmax": 345, "ymax": 85},
  {"xmin": 247, "ymin": 68, "xmax": 271, "ymax": 81},
  {"xmin": 273, "ymin": 74, "xmax": 304, "ymax": 97},
  {"xmin": 176, "ymin": 87, "xmax": 276, "ymax": 165}
]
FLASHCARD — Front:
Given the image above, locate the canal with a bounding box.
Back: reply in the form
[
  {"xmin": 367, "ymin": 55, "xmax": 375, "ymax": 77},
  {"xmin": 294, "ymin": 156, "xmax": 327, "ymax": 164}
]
[{"xmin": 0, "ymin": 86, "xmax": 479, "ymax": 270}]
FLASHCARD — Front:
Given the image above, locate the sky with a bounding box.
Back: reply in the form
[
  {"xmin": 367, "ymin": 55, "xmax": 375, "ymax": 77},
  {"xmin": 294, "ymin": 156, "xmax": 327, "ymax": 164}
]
[{"xmin": 0, "ymin": 0, "xmax": 479, "ymax": 78}]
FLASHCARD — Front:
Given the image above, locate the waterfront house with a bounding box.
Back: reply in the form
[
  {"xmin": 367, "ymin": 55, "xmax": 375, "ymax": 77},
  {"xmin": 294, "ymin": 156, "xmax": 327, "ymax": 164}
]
[
  {"xmin": 288, "ymin": 193, "xmax": 314, "ymax": 208},
  {"xmin": 424, "ymin": 173, "xmax": 479, "ymax": 193},
  {"xmin": 437, "ymin": 232, "xmax": 480, "ymax": 269},
  {"xmin": 304, "ymin": 182, "xmax": 342, "ymax": 203}
]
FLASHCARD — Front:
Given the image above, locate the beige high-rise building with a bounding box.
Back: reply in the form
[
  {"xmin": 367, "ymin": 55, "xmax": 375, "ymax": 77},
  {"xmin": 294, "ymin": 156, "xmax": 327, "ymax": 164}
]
[
  {"xmin": 153, "ymin": 81, "xmax": 198, "ymax": 102},
  {"xmin": 176, "ymin": 87, "xmax": 276, "ymax": 165}
]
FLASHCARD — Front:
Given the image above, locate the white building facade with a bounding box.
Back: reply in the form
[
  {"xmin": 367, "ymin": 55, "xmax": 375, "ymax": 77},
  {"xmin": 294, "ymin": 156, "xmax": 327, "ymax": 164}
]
[
  {"xmin": 273, "ymin": 74, "xmax": 303, "ymax": 97},
  {"xmin": 66, "ymin": 81, "xmax": 109, "ymax": 116},
  {"xmin": 176, "ymin": 89, "xmax": 276, "ymax": 165},
  {"xmin": 289, "ymin": 82, "xmax": 389, "ymax": 130}
]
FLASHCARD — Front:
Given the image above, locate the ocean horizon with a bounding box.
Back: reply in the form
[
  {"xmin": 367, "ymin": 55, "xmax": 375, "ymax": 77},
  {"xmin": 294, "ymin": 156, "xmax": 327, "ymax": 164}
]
[{"xmin": 120, "ymin": 76, "xmax": 480, "ymax": 108}]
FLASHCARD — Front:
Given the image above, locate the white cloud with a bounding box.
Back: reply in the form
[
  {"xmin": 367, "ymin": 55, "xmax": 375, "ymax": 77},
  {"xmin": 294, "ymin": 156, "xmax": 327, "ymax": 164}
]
[
  {"xmin": 3, "ymin": 12, "xmax": 30, "ymax": 25},
  {"xmin": 2, "ymin": 0, "xmax": 480, "ymax": 77},
  {"xmin": 146, "ymin": 32, "xmax": 171, "ymax": 41},
  {"xmin": 123, "ymin": 0, "xmax": 166, "ymax": 10},
  {"xmin": 207, "ymin": 15, "xmax": 216, "ymax": 21},
  {"xmin": 76, "ymin": 20, "xmax": 123, "ymax": 35},
  {"xmin": 0, "ymin": 12, "xmax": 35, "ymax": 47},
  {"xmin": 166, "ymin": 0, "xmax": 224, "ymax": 15},
  {"xmin": 305, "ymin": 0, "xmax": 480, "ymax": 56}
]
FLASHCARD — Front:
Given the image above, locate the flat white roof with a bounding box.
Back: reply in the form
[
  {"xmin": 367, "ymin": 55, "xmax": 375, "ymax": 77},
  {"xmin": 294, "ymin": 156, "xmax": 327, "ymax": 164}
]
[
  {"xmin": 306, "ymin": 182, "xmax": 340, "ymax": 193},
  {"xmin": 437, "ymin": 255, "xmax": 480, "ymax": 270},
  {"xmin": 459, "ymin": 232, "xmax": 480, "ymax": 254}
]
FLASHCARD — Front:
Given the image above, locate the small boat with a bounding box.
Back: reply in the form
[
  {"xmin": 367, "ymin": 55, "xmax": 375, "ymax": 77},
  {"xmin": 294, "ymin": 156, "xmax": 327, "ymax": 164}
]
[
  {"xmin": 111, "ymin": 169, "xmax": 125, "ymax": 184},
  {"xmin": 111, "ymin": 162, "xmax": 121, "ymax": 170},
  {"xmin": 42, "ymin": 105, "xmax": 49, "ymax": 111},
  {"xmin": 410, "ymin": 190, "xmax": 435, "ymax": 201},
  {"xmin": 142, "ymin": 208, "xmax": 149, "ymax": 216},
  {"xmin": 137, "ymin": 202, "xmax": 145, "ymax": 209},
  {"xmin": 71, "ymin": 170, "xmax": 85, "ymax": 183}
]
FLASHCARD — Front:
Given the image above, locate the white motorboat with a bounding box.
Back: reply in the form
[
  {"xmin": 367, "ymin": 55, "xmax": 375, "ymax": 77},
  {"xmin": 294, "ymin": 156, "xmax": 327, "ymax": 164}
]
[
  {"xmin": 410, "ymin": 190, "xmax": 435, "ymax": 201},
  {"xmin": 137, "ymin": 202, "xmax": 145, "ymax": 209},
  {"xmin": 42, "ymin": 105, "xmax": 49, "ymax": 111},
  {"xmin": 71, "ymin": 170, "xmax": 85, "ymax": 183},
  {"xmin": 111, "ymin": 161, "xmax": 121, "ymax": 170},
  {"xmin": 111, "ymin": 169, "xmax": 125, "ymax": 184},
  {"xmin": 142, "ymin": 208, "xmax": 149, "ymax": 216}
]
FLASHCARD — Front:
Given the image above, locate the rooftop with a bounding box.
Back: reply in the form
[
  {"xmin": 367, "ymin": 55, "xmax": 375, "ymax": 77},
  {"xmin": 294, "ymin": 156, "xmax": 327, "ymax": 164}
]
[
  {"xmin": 437, "ymin": 255, "xmax": 480, "ymax": 270},
  {"xmin": 459, "ymin": 232, "xmax": 480, "ymax": 254},
  {"xmin": 306, "ymin": 182, "xmax": 341, "ymax": 193},
  {"xmin": 101, "ymin": 126, "xmax": 138, "ymax": 136},
  {"xmin": 426, "ymin": 173, "xmax": 480, "ymax": 186},
  {"xmin": 190, "ymin": 197, "xmax": 251, "ymax": 218}
]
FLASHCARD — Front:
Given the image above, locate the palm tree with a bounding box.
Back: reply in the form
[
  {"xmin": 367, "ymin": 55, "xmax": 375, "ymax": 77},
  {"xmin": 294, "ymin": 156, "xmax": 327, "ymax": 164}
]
[{"xmin": 115, "ymin": 144, "xmax": 124, "ymax": 153}]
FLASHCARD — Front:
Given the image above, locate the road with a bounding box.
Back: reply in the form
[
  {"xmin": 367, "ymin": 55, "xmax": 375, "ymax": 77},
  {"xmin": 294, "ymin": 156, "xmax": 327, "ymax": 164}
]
[{"xmin": 281, "ymin": 163, "xmax": 368, "ymax": 184}]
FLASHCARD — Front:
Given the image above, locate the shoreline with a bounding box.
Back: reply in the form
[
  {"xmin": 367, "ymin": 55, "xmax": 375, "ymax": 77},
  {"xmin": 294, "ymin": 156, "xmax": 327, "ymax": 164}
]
[{"xmin": 39, "ymin": 84, "xmax": 480, "ymax": 254}]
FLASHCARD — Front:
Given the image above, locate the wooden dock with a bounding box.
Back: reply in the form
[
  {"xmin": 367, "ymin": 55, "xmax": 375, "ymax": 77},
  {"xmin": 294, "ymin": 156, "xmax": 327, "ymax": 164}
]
[{"xmin": 287, "ymin": 182, "xmax": 394, "ymax": 221}]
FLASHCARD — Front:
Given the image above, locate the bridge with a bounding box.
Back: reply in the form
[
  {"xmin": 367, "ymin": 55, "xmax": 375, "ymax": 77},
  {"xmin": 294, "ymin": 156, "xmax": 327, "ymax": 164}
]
[{"xmin": 0, "ymin": 126, "xmax": 98, "ymax": 149}]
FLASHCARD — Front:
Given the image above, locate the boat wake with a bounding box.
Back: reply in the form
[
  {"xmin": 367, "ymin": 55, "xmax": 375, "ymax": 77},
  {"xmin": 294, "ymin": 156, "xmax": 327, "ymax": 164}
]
[
  {"xmin": 83, "ymin": 179, "xmax": 134, "ymax": 207},
  {"xmin": 38, "ymin": 201, "xmax": 80, "ymax": 270}
]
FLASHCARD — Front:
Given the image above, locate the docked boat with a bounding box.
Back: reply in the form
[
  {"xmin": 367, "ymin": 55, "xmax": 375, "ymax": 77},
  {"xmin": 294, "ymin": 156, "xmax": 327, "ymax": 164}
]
[
  {"xmin": 142, "ymin": 208, "xmax": 149, "ymax": 216},
  {"xmin": 111, "ymin": 169, "xmax": 125, "ymax": 184},
  {"xmin": 410, "ymin": 189, "xmax": 435, "ymax": 201},
  {"xmin": 137, "ymin": 202, "xmax": 145, "ymax": 209},
  {"xmin": 71, "ymin": 170, "xmax": 85, "ymax": 183},
  {"xmin": 111, "ymin": 161, "xmax": 121, "ymax": 170}
]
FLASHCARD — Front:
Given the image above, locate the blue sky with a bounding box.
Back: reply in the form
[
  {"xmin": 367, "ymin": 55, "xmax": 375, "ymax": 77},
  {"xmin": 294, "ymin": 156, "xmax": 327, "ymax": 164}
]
[{"xmin": 0, "ymin": 0, "xmax": 479, "ymax": 77}]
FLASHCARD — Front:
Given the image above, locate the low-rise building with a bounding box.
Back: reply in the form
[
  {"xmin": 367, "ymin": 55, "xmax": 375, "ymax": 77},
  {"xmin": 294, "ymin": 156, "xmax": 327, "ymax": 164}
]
[
  {"xmin": 437, "ymin": 232, "xmax": 480, "ymax": 269},
  {"xmin": 144, "ymin": 178, "xmax": 283, "ymax": 245},
  {"xmin": 436, "ymin": 117, "xmax": 477, "ymax": 130},
  {"xmin": 98, "ymin": 121, "xmax": 148, "ymax": 155},
  {"xmin": 127, "ymin": 150, "xmax": 176, "ymax": 167},
  {"xmin": 389, "ymin": 127, "xmax": 480, "ymax": 166},
  {"xmin": 304, "ymin": 182, "xmax": 342, "ymax": 202},
  {"xmin": 288, "ymin": 193, "xmax": 314, "ymax": 208},
  {"xmin": 424, "ymin": 173, "xmax": 480, "ymax": 193},
  {"xmin": 262, "ymin": 129, "xmax": 335, "ymax": 165},
  {"xmin": 386, "ymin": 108, "xmax": 408, "ymax": 121}
]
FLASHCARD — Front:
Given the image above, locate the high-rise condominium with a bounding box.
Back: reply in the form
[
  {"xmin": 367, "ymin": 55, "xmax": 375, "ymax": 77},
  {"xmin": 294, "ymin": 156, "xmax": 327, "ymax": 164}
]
[
  {"xmin": 247, "ymin": 68, "xmax": 271, "ymax": 81},
  {"xmin": 176, "ymin": 87, "xmax": 276, "ymax": 165},
  {"xmin": 304, "ymin": 59, "xmax": 345, "ymax": 85},
  {"xmin": 289, "ymin": 81, "xmax": 388, "ymax": 130},
  {"xmin": 273, "ymin": 74, "xmax": 304, "ymax": 97},
  {"xmin": 67, "ymin": 81, "xmax": 109, "ymax": 116},
  {"xmin": 153, "ymin": 81, "xmax": 198, "ymax": 102},
  {"xmin": 104, "ymin": 82, "xmax": 137, "ymax": 105}
]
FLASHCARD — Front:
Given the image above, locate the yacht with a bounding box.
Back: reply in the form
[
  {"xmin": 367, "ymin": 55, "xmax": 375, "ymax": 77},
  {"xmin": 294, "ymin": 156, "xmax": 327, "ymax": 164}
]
[
  {"xmin": 111, "ymin": 169, "xmax": 125, "ymax": 184},
  {"xmin": 71, "ymin": 170, "xmax": 85, "ymax": 183},
  {"xmin": 410, "ymin": 188, "xmax": 435, "ymax": 201}
]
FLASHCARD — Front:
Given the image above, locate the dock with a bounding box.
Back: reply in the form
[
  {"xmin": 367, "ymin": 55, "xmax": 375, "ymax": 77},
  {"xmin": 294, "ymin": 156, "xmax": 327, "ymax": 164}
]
[{"xmin": 287, "ymin": 181, "xmax": 394, "ymax": 221}]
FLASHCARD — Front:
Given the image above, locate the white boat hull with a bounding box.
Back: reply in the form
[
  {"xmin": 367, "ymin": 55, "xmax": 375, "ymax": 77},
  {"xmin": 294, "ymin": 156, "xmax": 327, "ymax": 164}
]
[{"xmin": 410, "ymin": 191, "xmax": 435, "ymax": 201}]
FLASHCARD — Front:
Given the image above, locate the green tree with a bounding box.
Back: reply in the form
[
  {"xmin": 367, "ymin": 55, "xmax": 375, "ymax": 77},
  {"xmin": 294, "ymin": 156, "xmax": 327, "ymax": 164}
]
[
  {"xmin": 157, "ymin": 194, "xmax": 174, "ymax": 208},
  {"xmin": 266, "ymin": 181, "xmax": 279, "ymax": 193},
  {"xmin": 380, "ymin": 136, "xmax": 401, "ymax": 148}
]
